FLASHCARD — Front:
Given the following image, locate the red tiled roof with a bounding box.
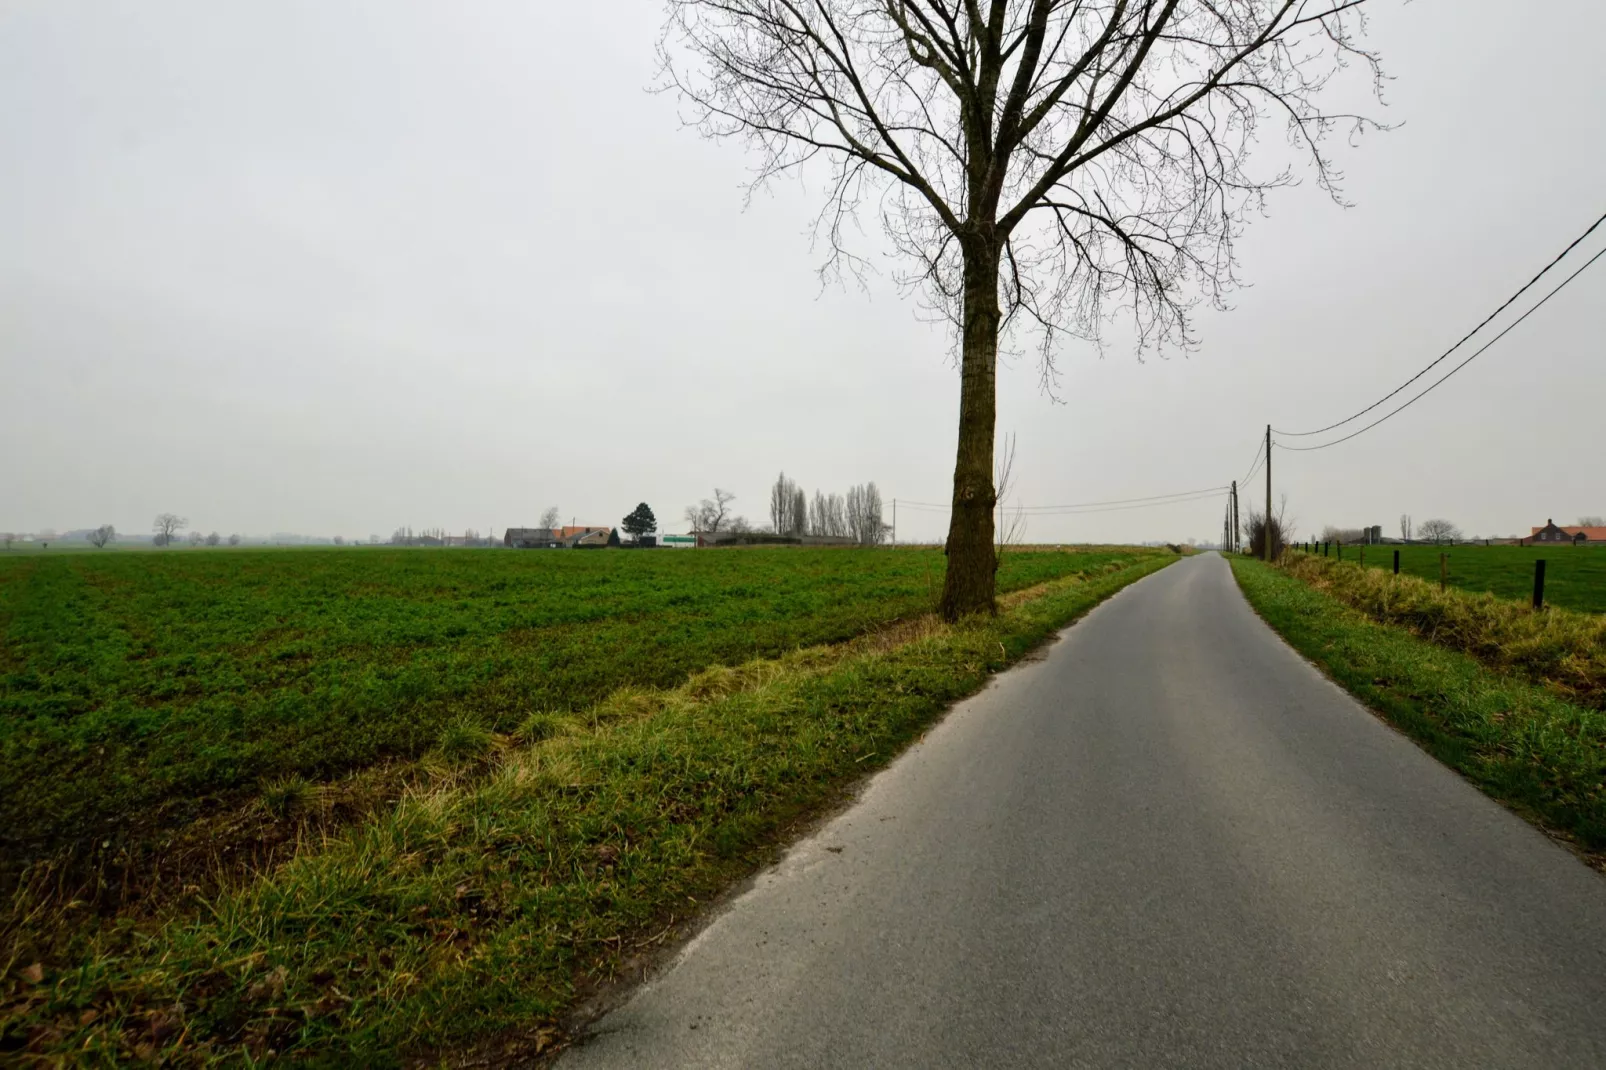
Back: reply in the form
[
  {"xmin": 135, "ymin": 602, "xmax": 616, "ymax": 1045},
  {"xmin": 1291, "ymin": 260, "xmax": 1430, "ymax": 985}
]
[{"xmin": 1531, "ymin": 525, "xmax": 1606, "ymax": 541}]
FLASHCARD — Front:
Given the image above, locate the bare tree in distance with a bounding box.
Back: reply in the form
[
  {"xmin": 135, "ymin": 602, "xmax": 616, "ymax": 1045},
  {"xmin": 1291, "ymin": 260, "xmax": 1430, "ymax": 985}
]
[
  {"xmin": 332, "ymin": 535, "xmax": 345, "ymax": 547},
  {"xmin": 539, "ymin": 506, "xmax": 562, "ymax": 532},
  {"xmin": 86, "ymin": 524, "xmax": 116, "ymax": 549},
  {"xmin": 1399, "ymin": 514, "xmax": 1412, "ymax": 542},
  {"xmin": 153, "ymin": 513, "xmax": 187, "ymax": 547},
  {"xmin": 727, "ymin": 515, "xmax": 756, "ymax": 534},
  {"xmin": 188, "ymin": 530, "xmax": 204, "ymax": 547},
  {"xmin": 1579, "ymin": 516, "xmax": 1605, "ymax": 528},
  {"xmin": 791, "ymin": 486, "xmax": 808, "ymax": 536},
  {"xmin": 687, "ymin": 489, "xmax": 737, "ymax": 533},
  {"xmin": 994, "ymin": 432, "xmax": 1027, "ymax": 556},
  {"xmin": 662, "ymin": 1, "xmax": 1384, "ymax": 618},
  {"xmin": 1244, "ymin": 495, "xmax": 1295, "ymax": 560},
  {"xmin": 1419, "ymin": 518, "xmax": 1461, "ymax": 545},
  {"xmin": 770, "ymin": 472, "xmax": 802, "ymax": 534},
  {"xmin": 845, "ymin": 482, "xmax": 887, "ymax": 546},
  {"xmin": 229, "ymin": 534, "xmax": 242, "ymax": 547},
  {"xmin": 1, "ymin": 533, "xmax": 13, "ymax": 551},
  {"xmin": 711, "ymin": 489, "xmax": 736, "ymax": 531}
]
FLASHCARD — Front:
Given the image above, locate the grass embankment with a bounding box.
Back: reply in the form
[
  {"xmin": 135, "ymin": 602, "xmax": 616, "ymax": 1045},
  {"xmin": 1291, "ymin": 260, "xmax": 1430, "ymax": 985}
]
[
  {"xmin": 1276, "ymin": 553, "xmax": 1606, "ymax": 706},
  {"xmin": 1230, "ymin": 556, "xmax": 1606, "ymax": 860},
  {"xmin": 1300, "ymin": 543, "xmax": 1606, "ymax": 614},
  {"xmin": 0, "ymin": 547, "xmax": 1091, "ymax": 885},
  {"xmin": 3, "ymin": 550, "xmax": 1173, "ymax": 1064}
]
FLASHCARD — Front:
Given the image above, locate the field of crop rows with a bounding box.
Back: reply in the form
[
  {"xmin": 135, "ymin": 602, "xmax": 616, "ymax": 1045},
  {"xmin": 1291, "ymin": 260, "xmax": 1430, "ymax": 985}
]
[{"xmin": 0, "ymin": 546, "xmax": 1126, "ymax": 875}]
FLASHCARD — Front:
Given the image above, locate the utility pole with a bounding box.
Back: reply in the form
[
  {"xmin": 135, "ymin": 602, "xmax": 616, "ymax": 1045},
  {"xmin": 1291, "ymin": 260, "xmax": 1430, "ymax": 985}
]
[
  {"xmin": 1230, "ymin": 480, "xmax": 1239, "ymax": 555},
  {"xmin": 1263, "ymin": 424, "xmax": 1273, "ymax": 562}
]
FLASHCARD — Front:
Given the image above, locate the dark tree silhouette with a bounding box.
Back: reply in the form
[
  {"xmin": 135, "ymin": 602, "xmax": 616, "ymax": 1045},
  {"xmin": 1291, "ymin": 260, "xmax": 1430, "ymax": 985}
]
[
  {"xmin": 662, "ymin": 0, "xmax": 1383, "ymax": 618},
  {"xmin": 622, "ymin": 503, "xmax": 658, "ymax": 544}
]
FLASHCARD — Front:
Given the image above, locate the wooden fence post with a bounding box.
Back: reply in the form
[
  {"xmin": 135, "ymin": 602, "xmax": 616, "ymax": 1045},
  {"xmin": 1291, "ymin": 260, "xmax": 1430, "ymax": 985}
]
[
  {"xmin": 1393, "ymin": 549, "xmax": 1400, "ymax": 575},
  {"xmin": 1440, "ymin": 552, "xmax": 1448, "ymax": 591},
  {"xmin": 1533, "ymin": 559, "xmax": 1547, "ymax": 610}
]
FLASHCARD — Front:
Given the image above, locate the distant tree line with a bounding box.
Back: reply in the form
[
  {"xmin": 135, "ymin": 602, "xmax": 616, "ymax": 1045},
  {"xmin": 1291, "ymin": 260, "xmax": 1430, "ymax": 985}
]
[{"xmin": 768, "ymin": 472, "xmax": 887, "ymax": 545}]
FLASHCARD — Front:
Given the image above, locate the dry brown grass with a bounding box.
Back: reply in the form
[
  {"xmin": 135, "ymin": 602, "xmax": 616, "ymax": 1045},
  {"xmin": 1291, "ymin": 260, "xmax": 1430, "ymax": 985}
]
[{"xmin": 1278, "ymin": 554, "xmax": 1606, "ymax": 706}]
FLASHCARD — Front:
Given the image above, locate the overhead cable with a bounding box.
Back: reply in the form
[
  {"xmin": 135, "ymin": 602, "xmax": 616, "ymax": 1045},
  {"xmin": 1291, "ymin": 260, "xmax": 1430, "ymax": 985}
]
[
  {"xmin": 1274, "ymin": 208, "xmax": 1606, "ymax": 437},
  {"xmin": 897, "ymin": 488, "xmax": 1227, "ymax": 515},
  {"xmin": 1275, "ymin": 246, "xmax": 1605, "ymax": 452}
]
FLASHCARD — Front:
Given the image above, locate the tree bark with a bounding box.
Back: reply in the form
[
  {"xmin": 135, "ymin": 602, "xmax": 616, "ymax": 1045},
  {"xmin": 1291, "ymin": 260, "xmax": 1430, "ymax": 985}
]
[{"xmin": 939, "ymin": 237, "xmax": 1001, "ymax": 620}]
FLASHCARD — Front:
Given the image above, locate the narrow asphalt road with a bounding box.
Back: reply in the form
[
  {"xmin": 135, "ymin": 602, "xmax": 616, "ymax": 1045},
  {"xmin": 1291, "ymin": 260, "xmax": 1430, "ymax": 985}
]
[{"xmin": 561, "ymin": 553, "xmax": 1606, "ymax": 1069}]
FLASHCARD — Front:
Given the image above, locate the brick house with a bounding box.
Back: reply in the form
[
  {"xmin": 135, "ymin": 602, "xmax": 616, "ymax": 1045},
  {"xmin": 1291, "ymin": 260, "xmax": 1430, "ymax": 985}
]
[{"xmin": 1530, "ymin": 520, "xmax": 1606, "ymax": 544}]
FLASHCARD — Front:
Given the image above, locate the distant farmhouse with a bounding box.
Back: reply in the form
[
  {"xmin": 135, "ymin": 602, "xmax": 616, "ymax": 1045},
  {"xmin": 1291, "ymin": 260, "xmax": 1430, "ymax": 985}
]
[
  {"xmin": 504, "ymin": 526, "xmax": 617, "ymax": 549},
  {"xmin": 1530, "ymin": 520, "xmax": 1606, "ymax": 545}
]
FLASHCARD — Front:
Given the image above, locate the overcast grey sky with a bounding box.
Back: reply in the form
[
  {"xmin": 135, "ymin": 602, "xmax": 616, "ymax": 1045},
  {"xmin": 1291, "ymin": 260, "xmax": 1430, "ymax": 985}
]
[{"xmin": 3, "ymin": 1, "xmax": 1603, "ymax": 545}]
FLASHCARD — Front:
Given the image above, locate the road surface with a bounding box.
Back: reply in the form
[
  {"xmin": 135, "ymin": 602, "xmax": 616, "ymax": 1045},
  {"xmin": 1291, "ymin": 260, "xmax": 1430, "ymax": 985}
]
[{"xmin": 561, "ymin": 553, "xmax": 1606, "ymax": 1069}]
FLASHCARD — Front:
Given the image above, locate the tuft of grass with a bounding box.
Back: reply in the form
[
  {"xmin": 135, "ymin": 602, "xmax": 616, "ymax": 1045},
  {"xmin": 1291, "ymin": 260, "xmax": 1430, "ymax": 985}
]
[
  {"xmin": 1232, "ymin": 556, "xmax": 1606, "ymax": 854},
  {"xmin": 1276, "ymin": 552, "xmax": 1606, "ymax": 706},
  {"xmin": 259, "ymin": 775, "xmax": 316, "ymax": 819},
  {"xmin": 2, "ymin": 552, "xmax": 1175, "ymax": 1064},
  {"xmin": 434, "ymin": 717, "xmax": 495, "ymax": 763},
  {"xmin": 513, "ymin": 711, "xmax": 567, "ymax": 745}
]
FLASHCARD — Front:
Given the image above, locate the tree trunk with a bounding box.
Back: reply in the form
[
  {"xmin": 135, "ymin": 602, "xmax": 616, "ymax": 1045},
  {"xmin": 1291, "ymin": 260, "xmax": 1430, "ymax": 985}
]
[{"xmin": 939, "ymin": 238, "xmax": 1001, "ymax": 620}]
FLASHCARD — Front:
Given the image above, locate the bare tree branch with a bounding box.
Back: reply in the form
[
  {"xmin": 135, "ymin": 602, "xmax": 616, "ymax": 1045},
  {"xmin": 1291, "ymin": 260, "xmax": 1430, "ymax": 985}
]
[{"xmin": 661, "ymin": 0, "xmax": 1384, "ymax": 616}]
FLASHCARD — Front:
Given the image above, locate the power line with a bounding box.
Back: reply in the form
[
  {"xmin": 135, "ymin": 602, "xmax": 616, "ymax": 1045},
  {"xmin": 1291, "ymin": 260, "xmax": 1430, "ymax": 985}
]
[
  {"xmin": 1274, "ymin": 208, "xmax": 1606, "ymax": 437},
  {"xmin": 1275, "ymin": 245, "xmax": 1605, "ymax": 452},
  {"xmin": 1239, "ymin": 436, "xmax": 1264, "ymax": 484},
  {"xmin": 898, "ymin": 486, "xmax": 1227, "ymax": 512},
  {"xmin": 899, "ymin": 488, "xmax": 1227, "ymax": 516},
  {"xmin": 1240, "ymin": 437, "xmax": 1266, "ymax": 485}
]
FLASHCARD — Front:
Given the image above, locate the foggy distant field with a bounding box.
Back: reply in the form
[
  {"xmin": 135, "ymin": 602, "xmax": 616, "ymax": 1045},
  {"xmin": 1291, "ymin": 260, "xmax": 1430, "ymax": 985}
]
[
  {"xmin": 0, "ymin": 545, "xmax": 1132, "ymax": 872},
  {"xmin": 1303, "ymin": 543, "xmax": 1606, "ymax": 614}
]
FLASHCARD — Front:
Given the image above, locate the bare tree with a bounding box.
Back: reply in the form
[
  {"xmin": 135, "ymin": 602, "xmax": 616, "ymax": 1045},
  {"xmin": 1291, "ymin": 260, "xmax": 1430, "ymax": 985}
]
[
  {"xmin": 1418, "ymin": 518, "xmax": 1461, "ymax": 545},
  {"xmin": 229, "ymin": 534, "xmax": 242, "ymax": 547},
  {"xmin": 1319, "ymin": 524, "xmax": 1364, "ymax": 544},
  {"xmin": 845, "ymin": 482, "xmax": 887, "ymax": 545},
  {"xmin": 791, "ymin": 486, "xmax": 808, "ymax": 535},
  {"xmin": 727, "ymin": 515, "xmax": 756, "ymax": 533},
  {"xmin": 1399, "ymin": 514, "xmax": 1412, "ymax": 542},
  {"xmin": 1579, "ymin": 516, "xmax": 1605, "ymax": 528},
  {"xmin": 188, "ymin": 530, "xmax": 204, "ymax": 547},
  {"xmin": 663, "ymin": 1, "xmax": 1382, "ymax": 617},
  {"xmin": 331, "ymin": 535, "xmax": 344, "ymax": 547},
  {"xmin": 1, "ymin": 533, "xmax": 13, "ymax": 551},
  {"xmin": 539, "ymin": 506, "xmax": 562, "ymax": 531},
  {"xmin": 711, "ymin": 488, "xmax": 736, "ymax": 530},
  {"xmin": 86, "ymin": 524, "xmax": 116, "ymax": 549},
  {"xmin": 153, "ymin": 513, "xmax": 187, "ymax": 547},
  {"xmin": 1244, "ymin": 494, "xmax": 1295, "ymax": 559},
  {"xmin": 994, "ymin": 432, "xmax": 1027, "ymax": 554},
  {"xmin": 686, "ymin": 488, "xmax": 737, "ymax": 533},
  {"xmin": 770, "ymin": 472, "xmax": 802, "ymax": 533}
]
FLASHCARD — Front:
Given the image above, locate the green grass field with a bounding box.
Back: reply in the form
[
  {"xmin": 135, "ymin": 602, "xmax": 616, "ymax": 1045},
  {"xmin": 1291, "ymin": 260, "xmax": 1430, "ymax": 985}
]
[
  {"xmin": 0, "ymin": 546, "xmax": 1128, "ymax": 875},
  {"xmin": 1293, "ymin": 543, "xmax": 1606, "ymax": 614},
  {"xmin": 2, "ymin": 547, "xmax": 1175, "ymax": 1063}
]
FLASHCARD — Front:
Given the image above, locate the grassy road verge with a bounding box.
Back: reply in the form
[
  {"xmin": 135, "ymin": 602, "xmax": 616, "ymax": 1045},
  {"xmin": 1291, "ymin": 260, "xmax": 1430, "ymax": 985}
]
[
  {"xmin": 1230, "ymin": 557, "xmax": 1606, "ymax": 862},
  {"xmin": 4, "ymin": 552, "xmax": 1173, "ymax": 1065},
  {"xmin": 1276, "ymin": 552, "xmax": 1605, "ymax": 706}
]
